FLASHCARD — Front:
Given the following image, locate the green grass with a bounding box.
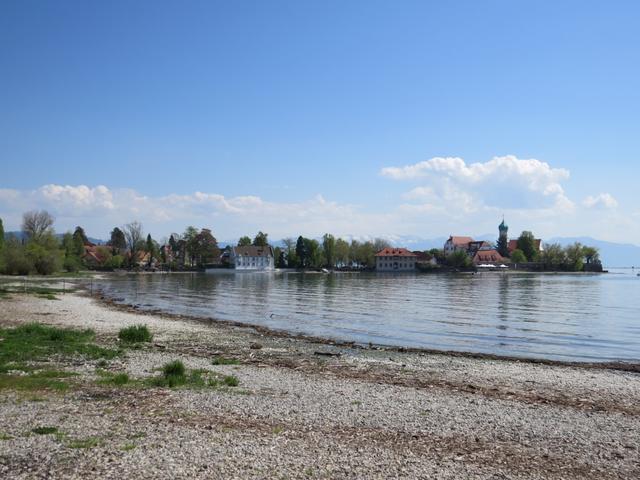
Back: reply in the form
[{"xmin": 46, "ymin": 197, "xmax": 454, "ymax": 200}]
[
  {"xmin": 67, "ymin": 437, "xmax": 100, "ymax": 449},
  {"xmin": 37, "ymin": 293, "xmax": 59, "ymax": 300},
  {"xmin": 32, "ymin": 426, "xmax": 58, "ymax": 435},
  {"xmin": 0, "ymin": 323, "xmax": 119, "ymax": 366},
  {"xmin": 0, "ymin": 433, "xmax": 13, "ymax": 440},
  {"xmin": 118, "ymin": 325, "xmax": 153, "ymax": 343},
  {"xmin": 121, "ymin": 443, "xmax": 136, "ymax": 451},
  {"xmin": 147, "ymin": 360, "xmax": 240, "ymax": 390},
  {"xmin": 0, "ymin": 323, "xmax": 118, "ymax": 393},
  {"xmin": 98, "ymin": 372, "xmax": 130, "ymax": 386},
  {"xmin": 211, "ymin": 356, "xmax": 240, "ymax": 365}
]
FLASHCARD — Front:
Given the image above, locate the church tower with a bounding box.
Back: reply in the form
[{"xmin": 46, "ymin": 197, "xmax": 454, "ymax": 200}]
[{"xmin": 497, "ymin": 217, "xmax": 509, "ymax": 257}]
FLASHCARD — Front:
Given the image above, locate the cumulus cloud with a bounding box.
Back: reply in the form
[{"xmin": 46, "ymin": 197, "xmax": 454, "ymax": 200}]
[
  {"xmin": 582, "ymin": 193, "xmax": 618, "ymax": 209},
  {"xmin": 382, "ymin": 155, "xmax": 573, "ymax": 213}
]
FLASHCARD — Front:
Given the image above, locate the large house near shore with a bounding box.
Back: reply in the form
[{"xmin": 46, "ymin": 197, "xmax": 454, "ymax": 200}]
[
  {"xmin": 231, "ymin": 245, "xmax": 275, "ymax": 271},
  {"xmin": 444, "ymin": 236, "xmax": 474, "ymax": 256},
  {"xmin": 375, "ymin": 247, "xmax": 417, "ymax": 271}
]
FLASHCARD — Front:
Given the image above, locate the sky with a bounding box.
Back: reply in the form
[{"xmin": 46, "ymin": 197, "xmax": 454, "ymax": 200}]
[{"xmin": 1, "ymin": 1, "xmax": 639, "ymax": 244}]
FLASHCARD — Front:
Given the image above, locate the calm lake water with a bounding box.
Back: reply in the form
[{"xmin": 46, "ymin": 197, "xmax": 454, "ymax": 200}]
[{"xmin": 94, "ymin": 269, "xmax": 640, "ymax": 363}]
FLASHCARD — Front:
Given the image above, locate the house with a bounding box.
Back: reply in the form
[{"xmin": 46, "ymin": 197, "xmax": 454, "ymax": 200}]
[
  {"xmin": 412, "ymin": 251, "xmax": 438, "ymax": 266},
  {"xmin": 444, "ymin": 236, "xmax": 474, "ymax": 256},
  {"xmin": 472, "ymin": 248, "xmax": 505, "ymax": 265},
  {"xmin": 375, "ymin": 247, "xmax": 417, "ymax": 271},
  {"xmin": 467, "ymin": 240, "xmax": 491, "ymax": 256},
  {"xmin": 231, "ymin": 246, "xmax": 274, "ymax": 271}
]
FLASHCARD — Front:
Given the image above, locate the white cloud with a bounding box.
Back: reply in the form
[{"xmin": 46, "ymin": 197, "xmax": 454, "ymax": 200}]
[
  {"xmin": 381, "ymin": 155, "xmax": 573, "ymax": 213},
  {"xmin": 582, "ymin": 193, "xmax": 618, "ymax": 209}
]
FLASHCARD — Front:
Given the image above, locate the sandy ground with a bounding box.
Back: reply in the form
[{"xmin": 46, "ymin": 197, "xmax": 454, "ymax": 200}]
[{"xmin": 0, "ymin": 291, "xmax": 639, "ymax": 479}]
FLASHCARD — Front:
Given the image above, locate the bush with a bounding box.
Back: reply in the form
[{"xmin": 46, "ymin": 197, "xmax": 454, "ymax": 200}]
[
  {"xmin": 63, "ymin": 255, "xmax": 83, "ymax": 273},
  {"xmin": 222, "ymin": 375, "xmax": 239, "ymax": 387},
  {"xmin": 162, "ymin": 360, "xmax": 185, "ymax": 377},
  {"xmin": 2, "ymin": 245, "xmax": 33, "ymax": 275},
  {"xmin": 118, "ymin": 325, "xmax": 152, "ymax": 343}
]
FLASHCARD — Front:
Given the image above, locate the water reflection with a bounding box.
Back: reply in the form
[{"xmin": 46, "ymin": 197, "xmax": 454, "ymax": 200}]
[{"xmin": 95, "ymin": 271, "xmax": 640, "ymax": 362}]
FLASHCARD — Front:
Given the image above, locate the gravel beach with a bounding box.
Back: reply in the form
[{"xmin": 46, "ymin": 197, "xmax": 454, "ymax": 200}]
[{"xmin": 0, "ymin": 291, "xmax": 639, "ymax": 479}]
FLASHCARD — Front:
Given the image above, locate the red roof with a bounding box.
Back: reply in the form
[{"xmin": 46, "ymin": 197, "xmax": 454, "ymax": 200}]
[
  {"xmin": 472, "ymin": 249, "xmax": 505, "ymax": 264},
  {"xmin": 375, "ymin": 247, "xmax": 417, "ymax": 257},
  {"xmin": 448, "ymin": 236, "xmax": 474, "ymax": 246}
]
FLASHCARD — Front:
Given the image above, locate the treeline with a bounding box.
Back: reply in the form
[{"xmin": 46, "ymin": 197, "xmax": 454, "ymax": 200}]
[{"xmin": 233, "ymin": 233, "xmax": 392, "ymax": 269}]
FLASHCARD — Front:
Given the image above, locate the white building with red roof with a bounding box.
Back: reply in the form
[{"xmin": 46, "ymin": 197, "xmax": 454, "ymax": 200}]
[
  {"xmin": 375, "ymin": 247, "xmax": 417, "ymax": 271},
  {"xmin": 444, "ymin": 236, "xmax": 475, "ymax": 256}
]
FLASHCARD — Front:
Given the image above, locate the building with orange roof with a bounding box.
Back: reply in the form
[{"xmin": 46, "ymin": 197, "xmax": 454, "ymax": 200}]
[{"xmin": 375, "ymin": 247, "xmax": 417, "ymax": 271}]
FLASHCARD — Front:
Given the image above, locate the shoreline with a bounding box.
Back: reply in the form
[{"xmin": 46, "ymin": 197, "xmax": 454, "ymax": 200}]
[{"xmin": 0, "ymin": 291, "xmax": 639, "ymax": 478}]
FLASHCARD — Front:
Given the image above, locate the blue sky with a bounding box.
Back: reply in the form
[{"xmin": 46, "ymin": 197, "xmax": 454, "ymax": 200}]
[{"xmin": 1, "ymin": 1, "xmax": 639, "ymax": 243}]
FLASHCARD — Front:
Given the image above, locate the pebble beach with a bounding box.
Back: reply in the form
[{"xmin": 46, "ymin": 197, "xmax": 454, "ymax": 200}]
[{"xmin": 0, "ymin": 291, "xmax": 639, "ymax": 479}]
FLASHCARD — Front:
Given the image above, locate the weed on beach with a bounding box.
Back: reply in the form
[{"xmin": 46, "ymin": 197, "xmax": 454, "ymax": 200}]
[
  {"xmin": 67, "ymin": 437, "xmax": 101, "ymax": 449},
  {"xmin": 211, "ymin": 356, "xmax": 240, "ymax": 365},
  {"xmin": 0, "ymin": 323, "xmax": 118, "ymax": 392},
  {"xmin": 32, "ymin": 426, "xmax": 58, "ymax": 435},
  {"xmin": 118, "ymin": 325, "xmax": 153, "ymax": 343},
  {"xmin": 147, "ymin": 360, "xmax": 241, "ymax": 390}
]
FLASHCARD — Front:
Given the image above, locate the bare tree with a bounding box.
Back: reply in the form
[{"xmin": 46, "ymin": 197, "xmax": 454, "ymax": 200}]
[
  {"xmin": 22, "ymin": 210, "xmax": 54, "ymax": 241},
  {"xmin": 123, "ymin": 221, "xmax": 144, "ymax": 254}
]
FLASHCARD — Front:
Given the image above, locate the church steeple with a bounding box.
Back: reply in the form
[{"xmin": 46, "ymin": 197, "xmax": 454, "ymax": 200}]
[{"xmin": 497, "ymin": 216, "xmax": 509, "ymax": 257}]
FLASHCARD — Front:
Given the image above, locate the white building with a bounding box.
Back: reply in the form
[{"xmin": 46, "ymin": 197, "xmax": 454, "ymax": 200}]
[
  {"xmin": 231, "ymin": 246, "xmax": 274, "ymax": 271},
  {"xmin": 375, "ymin": 247, "xmax": 417, "ymax": 271},
  {"xmin": 443, "ymin": 236, "xmax": 474, "ymax": 256}
]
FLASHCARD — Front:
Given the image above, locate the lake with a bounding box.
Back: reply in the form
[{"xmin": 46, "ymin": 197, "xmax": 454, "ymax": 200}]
[{"xmin": 93, "ymin": 269, "xmax": 640, "ymax": 363}]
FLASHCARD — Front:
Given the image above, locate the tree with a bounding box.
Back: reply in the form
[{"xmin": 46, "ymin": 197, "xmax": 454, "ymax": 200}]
[
  {"xmin": 334, "ymin": 238, "xmax": 350, "ymax": 267},
  {"xmin": 304, "ymin": 238, "xmax": 323, "ymax": 268},
  {"xmin": 123, "ymin": 221, "xmax": 144, "ymax": 266},
  {"xmin": 193, "ymin": 229, "xmax": 219, "ymax": 265},
  {"xmin": 446, "ymin": 250, "xmax": 472, "ymax": 268},
  {"xmin": 322, "ymin": 234, "xmax": 336, "ymax": 268},
  {"xmin": 2, "ymin": 236, "xmax": 32, "ymax": 275},
  {"xmin": 510, "ymin": 249, "xmax": 527, "ymax": 264},
  {"xmin": 0, "ymin": 217, "xmax": 4, "ymax": 252},
  {"xmin": 373, "ymin": 238, "xmax": 391, "ymax": 252},
  {"xmin": 25, "ymin": 232, "xmax": 62, "ymax": 275},
  {"xmin": 109, "ymin": 227, "xmax": 127, "ymax": 252},
  {"xmin": 237, "ymin": 236, "xmax": 252, "ymax": 247},
  {"xmin": 295, "ymin": 236, "xmax": 307, "ymax": 268},
  {"xmin": 565, "ymin": 242, "xmax": 584, "ymax": 272},
  {"xmin": 183, "ymin": 226, "xmax": 198, "ymax": 266},
  {"xmin": 541, "ymin": 243, "xmax": 566, "ymax": 270},
  {"xmin": 496, "ymin": 233, "xmax": 509, "ymax": 258},
  {"xmin": 72, "ymin": 227, "xmax": 87, "ymax": 256},
  {"xmin": 253, "ymin": 231, "xmax": 269, "ymax": 247},
  {"xmin": 517, "ymin": 231, "xmax": 537, "ymax": 261},
  {"xmin": 429, "ymin": 248, "xmax": 445, "ymax": 262},
  {"xmin": 146, "ymin": 234, "xmax": 156, "ymax": 267},
  {"xmin": 582, "ymin": 246, "xmax": 600, "ymax": 265},
  {"xmin": 22, "ymin": 210, "xmax": 54, "ymax": 241}
]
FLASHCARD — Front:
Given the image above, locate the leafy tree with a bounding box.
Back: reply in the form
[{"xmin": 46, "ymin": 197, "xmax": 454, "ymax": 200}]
[
  {"xmin": 109, "ymin": 227, "xmax": 127, "ymax": 252},
  {"xmin": 334, "ymin": 238, "xmax": 350, "ymax": 267},
  {"xmin": 429, "ymin": 248, "xmax": 445, "ymax": 262},
  {"xmin": 273, "ymin": 246, "xmax": 285, "ymax": 268},
  {"xmin": 2, "ymin": 236, "xmax": 32, "ymax": 275},
  {"xmin": 253, "ymin": 231, "xmax": 269, "ymax": 247},
  {"xmin": 565, "ymin": 242, "xmax": 584, "ymax": 272},
  {"xmin": 322, "ymin": 234, "xmax": 336, "ymax": 268},
  {"xmin": 517, "ymin": 231, "xmax": 537, "ymax": 261},
  {"xmin": 356, "ymin": 241, "xmax": 376, "ymax": 268},
  {"xmin": 25, "ymin": 232, "xmax": 62, "ymax": 275},
  {"xmin": 582, "ymin": 246, "xmax": 600, "ymax": 265},
  {"xmin": 304, "ymin": 238, "xmax": 322, "ymax": 268},
  {"xmin": 193, "ymin": 228, "xmax": 219, "ymax": 265},
  {"xmin": 72, "ymin": 227, "xmax": 87, "ymax": 256},
  {"xmin": 22, "ymin": 210, "xmax": 54, "ymax": 242},
  {"xmin": 373, "ymin": 238, "xmax": 391, "ymax": 252},
  {"xmin": 510, "ymin": 249, "xmax": 527, "ymax": 264},
  {"xmin": 446, "ymin": 250, "xmax": 472, "ymax": 268},
  {"xmin": 183, "ymin": 226, "xmax": 199, "ymax": 266},
  {"xmin": 349, "ymin": 240, "xmax": 360, "ymax": 266},
  {"xmin": 540, "ymin": 243, "xmax": 566, "ymax": 270},
  {"xmin": 237, "ymin": 236, "xmax": 252, "ymax": 247},
  {"xmin": 295, "ymin": 236, "xmax": 307, "ymax": 268}
]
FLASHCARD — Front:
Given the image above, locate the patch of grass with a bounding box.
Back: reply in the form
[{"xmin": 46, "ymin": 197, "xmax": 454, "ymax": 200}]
[
  {"xmin": 67, "ymin": 437, "xmax": 100, "ymax": 449},
  {"xmin": 222, "ymin": 375, "xmax": 239, "ymax": 387},
  {"xmin": 272, "ymin": 426, "xmax": 283, "ymax": 435},
  {"xmin": 162, "ymin": 360, "xmax": 185, "ymax": 377},
  {"xmin": 0, "ymin": 433, "xmax": 13, "ymax": 440},
  {"xmin": 118, "ymin": 325, "xmax": 153, "ymax": 343},
  {"xmin": 96, "ymin": 359, "xmax": 109, "ymax": 368},
  {"xmin": 0, "ymin": 373, "xmax": 69, "ymax": 392},
  {"xmin": 211, "ymin": 356, "xmax": 240, "ymax": 365},
  {"xmin": 32, "ymin": 426, "xmax": 58, "ymax": 435},
  {"xmin": 98, "ymin": 372, "xmax": 130, "ymax": 386},
  {"xmin": 121, "ymin": 443, "xmax": 136, "ymax": 451},
  {"xmin": 0, "ymin": 323, "xmax": 119, "ymax": 368},
  {"xmin": 37, "ymin": 293, "xmax": 59, "ymax": 300}
]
